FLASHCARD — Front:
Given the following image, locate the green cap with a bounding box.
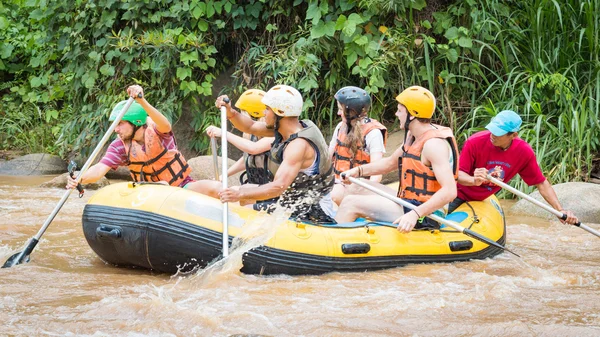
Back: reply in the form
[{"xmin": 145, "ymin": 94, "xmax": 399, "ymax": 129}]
[{"xmin": 109, "ymin": 100, "xmax": 147, "ymax": 126}]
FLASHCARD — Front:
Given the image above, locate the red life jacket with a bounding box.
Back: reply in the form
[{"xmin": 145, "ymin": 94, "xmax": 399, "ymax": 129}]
[
  {"xmin": 332, "ymin": 118, "xmax": 387, "ymax": 179},
  {"xmin": 398, "ymin": 125, "xmax": 458, "ymax": 202},
  {"xmin": 125, "ymin": 119, "xmax": 191, "ymax": 187}
]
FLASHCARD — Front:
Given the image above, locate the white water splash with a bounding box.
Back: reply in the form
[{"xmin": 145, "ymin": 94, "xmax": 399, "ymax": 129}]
[{"xmin": 187, "ymin": 206, "xmax": 291, "ymax": 288}]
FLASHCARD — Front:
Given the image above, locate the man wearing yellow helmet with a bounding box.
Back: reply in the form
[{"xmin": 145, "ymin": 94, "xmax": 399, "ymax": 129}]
[
  {"xmin": 187, "ymin": 89, "xmax": 276, "ymax": 202},
  {"xmin": 66, "ymin": 85, "xmax": 193, "ymax": 189},
  {"xmin": 215, "ymin": 85, "xmax": 336, "ymax": 223},
  {"xmin": 336, "ymin": 86, "xmax": 458, "ymax": 232},
  {"xmin": 205, "ymin": 89, "xmax": 274, "ymax": 181}
]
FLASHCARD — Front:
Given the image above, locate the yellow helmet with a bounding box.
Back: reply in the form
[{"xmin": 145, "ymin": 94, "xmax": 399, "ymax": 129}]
[
  {"xmin": 395, "ymin": 86, "xmax": 436, "ymax": 118},
  {"xmin": 235, "ymin": 89, "xmax": 267, "ymax": 118}
]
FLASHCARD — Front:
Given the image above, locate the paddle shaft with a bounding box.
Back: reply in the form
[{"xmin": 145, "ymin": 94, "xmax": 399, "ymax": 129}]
[
  {"xmin": 210, "ymin": 137, "xmax": 219, "ymax": 181},
  {"xmin": 486, "ymin": 174, "xmax": 600, "ymax": 238},
  {"xmin": 220, "ymin": 104, "xmax": 229, "ymax": 257},
  {"xmin": 3, "ymin": 97, "xmax": 137, "ymax": 268},
  {"xmin": 347, "ymin": 176, "xmax": 519, "ymax": 256}
]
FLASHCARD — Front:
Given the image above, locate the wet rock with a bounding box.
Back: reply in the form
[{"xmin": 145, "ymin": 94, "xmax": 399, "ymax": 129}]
[
  {"xmin": 187, "ymin": 155, "xmax": 242, "ymax": 186},
  {"xmin": 39, "ymin": 172, "xmax": 110, "ymax": 190},
  {"xmin": 105, "ymin": 166, "xmax": 132, "ymax": 180},
  {"xmin": 0, "ymin": 153, "xmax": 66, "ymax": 175},
  {"xmin": 510, "ymin": 182, "xmax": 600, "ymax": 223}
]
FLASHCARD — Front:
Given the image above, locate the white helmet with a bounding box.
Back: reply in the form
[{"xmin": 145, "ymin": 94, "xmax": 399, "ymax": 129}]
[{"xmin": 261, "ymin": 85, "xmax": 303, "ymax": 117}]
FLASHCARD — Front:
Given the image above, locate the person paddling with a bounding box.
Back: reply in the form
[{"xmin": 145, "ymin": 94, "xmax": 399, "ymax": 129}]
[
  {"xmin": 447, "ymin": 110, "xmax": 579, "ymax": 225},
  {"xmin": 328, "ymin": 86, "xmax": 387, "ymax": 205},
  {"xmin": 67, "ymin": 85, "xmax": 192, "ymax": 190},
  {"xmin": 336, "ymin": 86, "xmax": 458, "ymax": 232},
  {"xmin": 216, "ymin": 85, "xmax": 336, "ymax": 223},
  {"xmin": 187, "ymin": 89, "xmax": 276, "ymax": 209}
]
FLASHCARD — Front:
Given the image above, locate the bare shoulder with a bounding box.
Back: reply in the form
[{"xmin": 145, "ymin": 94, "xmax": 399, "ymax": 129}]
[
  {"xmin": 422, "ymin": 137, "xmax": 450, "ymax": 164},
  {"xmin": 284, "ymin": 137, "xmax": 314, "ymax": 161}
]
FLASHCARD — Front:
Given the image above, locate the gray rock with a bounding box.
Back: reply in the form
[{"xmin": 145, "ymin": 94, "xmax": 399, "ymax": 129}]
[
  {"xmin": 105, "ymin": 166, "xmax": 132, "ymax": 180},
  {"xmin": 510, "ymin": 182, "xmax": 600, "ymax": 223},
  {"xmin": 39, "ymin": 172, "xmax": 110, "ymax": 190},
  {"xmin": 0, "ymin": 153, "xmax": 66, "ymax": 175},
  {"xmin": 188, "ymin": 155, "xmax": 241, "ymax": 187}
]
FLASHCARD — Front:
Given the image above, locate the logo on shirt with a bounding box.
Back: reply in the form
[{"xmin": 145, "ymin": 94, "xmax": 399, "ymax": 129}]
[{"xmin": 483, "ymin": 165, "xmax": 505, "ymax": 188}]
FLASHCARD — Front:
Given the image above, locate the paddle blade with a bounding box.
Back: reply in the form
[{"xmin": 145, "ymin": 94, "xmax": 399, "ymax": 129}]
[
  {"xmin": 2, "ymin": 251, "xmax": 30, "ymax": 268},
  {"xmin": 1, "ymin": 238, "xmax": 38, "ymax": 268},
  {"xmin": 463, "ymin": 228, "xmax": 520, "ymax": 258}
]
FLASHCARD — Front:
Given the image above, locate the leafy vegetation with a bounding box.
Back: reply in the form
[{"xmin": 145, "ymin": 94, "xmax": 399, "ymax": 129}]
[{"xmin": 1, "ymin": 0, "xmax": 598, "ymax": 190}]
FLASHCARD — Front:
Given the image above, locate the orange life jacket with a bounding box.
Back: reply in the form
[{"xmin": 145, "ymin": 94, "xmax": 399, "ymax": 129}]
[
  {"xmin": 125, "ymin": 119, "xmax": 192, "ymax": 187},
  {"xmin": 332, "ymin": 118, "xmax": 387, "ymax": 179},
  {"xmin": 398, "ymin": 125, "xmax": 458, "ymax": 202}
]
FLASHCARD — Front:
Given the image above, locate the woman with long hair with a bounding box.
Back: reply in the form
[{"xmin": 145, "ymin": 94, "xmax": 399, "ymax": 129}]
[{"xmin": 328, "ymin": 86, "xmax": 387, "ymax": 205}]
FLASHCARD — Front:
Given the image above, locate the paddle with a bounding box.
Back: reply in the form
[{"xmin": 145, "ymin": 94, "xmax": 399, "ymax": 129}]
[
  {"xmin": 220, "ymin": 98, "xmax": 230, "ymax": 257},
  {"xmin": 210, "ymin": 137, "xmax": 219, "ymax": 181},
  {"xmin": 486, "ymin": 174, "xmax": 600, "ymax": 238},
  {"xmin": 345, "ymin": 175, "xmax": 520, "ymax": 257},
  {"xmin": 2, "ymin": 97, "xmax": 138, "ymax": 268}
]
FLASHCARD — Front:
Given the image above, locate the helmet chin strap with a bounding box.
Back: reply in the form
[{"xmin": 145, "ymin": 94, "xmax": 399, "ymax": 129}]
[
  {"xmin": 402, "ymin": 113, "xmax": 413, "ymax": 152},
  {"xmin": 273, "ymin": 115, "xmax": 283, "ymax": 144}
]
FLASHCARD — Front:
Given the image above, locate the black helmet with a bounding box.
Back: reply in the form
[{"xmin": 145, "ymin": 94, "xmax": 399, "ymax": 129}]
[{"xmin": 334, "ymin": 86, "xmax": 371, "ymax": 117}]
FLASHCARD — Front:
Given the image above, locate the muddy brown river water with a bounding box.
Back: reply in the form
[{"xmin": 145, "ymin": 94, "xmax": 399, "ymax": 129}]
[{"xmin": 0, "ymin": 175, "xmax": 599, "ymax": 336}]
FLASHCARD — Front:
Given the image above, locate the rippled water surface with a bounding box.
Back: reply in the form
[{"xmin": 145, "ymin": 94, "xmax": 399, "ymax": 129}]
[{"xmin": 1, "ymin": 175, "xmax": 599, "ymax": 336}]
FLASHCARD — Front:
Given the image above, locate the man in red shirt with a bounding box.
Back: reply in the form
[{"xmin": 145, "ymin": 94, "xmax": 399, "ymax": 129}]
[{"xmin": 449, "ymin": 110, "xmax": 578, "ymax": 225}]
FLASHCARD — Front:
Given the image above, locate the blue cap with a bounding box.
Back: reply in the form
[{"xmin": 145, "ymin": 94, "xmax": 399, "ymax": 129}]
[{"xmin": 486, "ymin": 110, "xmax": 522, "ymax": 136}]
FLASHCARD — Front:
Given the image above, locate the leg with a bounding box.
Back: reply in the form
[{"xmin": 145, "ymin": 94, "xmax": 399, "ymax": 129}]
[
  {"xmin": 335, "ymin": 193, "xmax": 404, "ymax": 223},
  {"xmin": 184, "ymin": 180, "xmax": 222, "ymax": 199},
  {"xmin": 331, "ymin": 183, "xmax": 345, "ymax": 205},
  {"xmin": 332, "ymin": 179, "xmax": 390, "ymax": 206}
]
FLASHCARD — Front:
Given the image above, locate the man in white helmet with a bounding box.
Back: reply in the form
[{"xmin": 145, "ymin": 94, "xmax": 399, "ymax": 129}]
[{"xmin": 216, "ymin": 85, "xmax": 336, "ymax": 223}]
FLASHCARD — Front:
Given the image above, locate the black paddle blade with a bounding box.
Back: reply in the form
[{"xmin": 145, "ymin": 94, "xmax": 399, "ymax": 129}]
[
  {"xmin": 463, "ymin": 228, "xmax": 520, "ymax": 258},
  {"xmin": 2, "ymin": 251, "xmax": 30, "ymax": 268},
  {"xmin": 1, "ymin": 238, "xmax": 38, "ymax": 268}
]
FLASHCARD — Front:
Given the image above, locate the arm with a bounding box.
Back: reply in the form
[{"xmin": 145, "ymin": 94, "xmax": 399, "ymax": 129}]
[
  {"xmin": 228, "ymin": 157, "xmax": 246, "ymax": 177},
  {"xmin": 395, "ymin": 138, "xmax": 457, "ymax": 233},
  {"xmin": 206, "ymin": 125, "xmax": 273, "ymax": 154},
  {"xmin": 220, "ymin": 138, "xmax": 309, "ymax": 202},
  {"xmin": 206, "ymin": 126, "xmax": 256, "ymax": 153},
  {"xmin": 345, "ymin": 145, "xmax": 403, "ymax": 181},
  {"xmin": 457, "ymin": 168, "xmax": 488, "ymax": 186},
  {"xmin": 536, "ymin": 179, "xmax": 562, "ymax": 210},
  {"xmin": 228, "ymin": 134, "xmax": 272, "ymax": 155},
  {"xmin": 536, "ymin": 179, "xmax": 578, "ymax": 224},
  {"xmin": 368, "ymin": 151, "xmax": 384, "ymax": 182},
  {"xmin": 127, "ymin": 85, "xmax": 171, "ymax": 134},
  {"xmin": 247, "ymin": 137, "xmax": 274, "ymax": 155},
  {"xmin": 364, "ymin": 128, "xmax": 386, "ymax": 182},
  {"xmin": 328, "ymin": 124, "xmax": 341, "ymax": 159},
  {"xmin": 215, "ymin": 95, "xmax": 273, "ymax": 138},
  {"xmin": 66, "ymin": 163, "xmax": 111, "ymax": 189},
  {"xmin": 414, "ymin": 138, "xmax": 457, "ymax": 217},
  {"xmin": 456, "ymin": 135, "xmax": 491, "ymax": 186}
]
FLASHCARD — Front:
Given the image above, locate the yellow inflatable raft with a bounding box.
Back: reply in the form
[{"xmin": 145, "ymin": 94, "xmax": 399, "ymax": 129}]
[{"xmin": 82, "ymin": 182, "xmax": 506, "ymax": 275}]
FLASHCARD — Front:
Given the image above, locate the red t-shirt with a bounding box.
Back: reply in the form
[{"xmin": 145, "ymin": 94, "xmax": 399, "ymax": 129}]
[{"xmin": 457, "ymin": 130, "xmax": 546, "ymax": 201}]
